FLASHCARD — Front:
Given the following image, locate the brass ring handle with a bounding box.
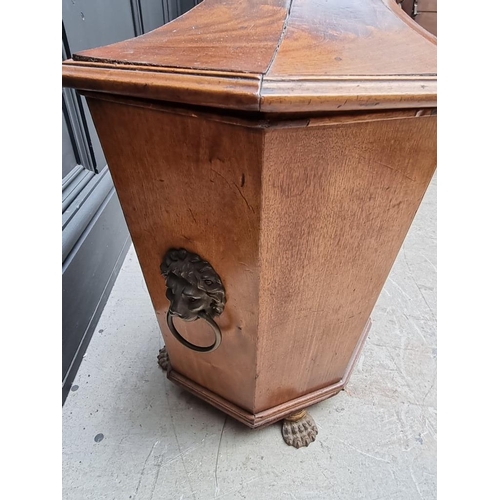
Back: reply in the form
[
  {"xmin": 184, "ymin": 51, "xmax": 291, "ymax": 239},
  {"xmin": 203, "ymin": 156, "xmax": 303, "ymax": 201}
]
[
  {"xmin": 161, "ymin": 248, "xmax": 226, "ymax": 353},
  {"xmin": 166, "ymin": 309, "xmax": 222, "ymax": 353}
]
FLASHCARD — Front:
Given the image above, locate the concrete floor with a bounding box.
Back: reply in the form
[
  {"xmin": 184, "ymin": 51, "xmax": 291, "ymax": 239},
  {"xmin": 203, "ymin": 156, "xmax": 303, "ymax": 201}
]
[{"xmin": 62, "ymin": 176, "xmax": 436, "ymax": 500}]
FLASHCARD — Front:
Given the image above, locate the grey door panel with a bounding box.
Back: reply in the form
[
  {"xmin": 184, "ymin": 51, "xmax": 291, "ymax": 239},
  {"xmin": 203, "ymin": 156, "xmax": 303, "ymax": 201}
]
[{"xmin": 62, "ymin": 111, "xmax": 79, "ymax": 179}]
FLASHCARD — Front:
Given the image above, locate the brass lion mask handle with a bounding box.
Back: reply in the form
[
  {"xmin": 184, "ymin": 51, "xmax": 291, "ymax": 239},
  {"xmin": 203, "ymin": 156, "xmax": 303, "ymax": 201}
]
[{"xmin": 160, "ymin": 248, "xmax": 226, "ymax": 353}]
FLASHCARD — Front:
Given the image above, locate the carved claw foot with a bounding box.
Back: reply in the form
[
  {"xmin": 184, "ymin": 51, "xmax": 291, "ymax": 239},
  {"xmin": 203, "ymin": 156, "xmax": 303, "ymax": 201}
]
[
  {"xmin": 157, "ymin": 346, "xmax": 170, "ymax": 371},
  {"xmin": 282, "ymin": 410, "xmax": 318, "ymax": 448}
]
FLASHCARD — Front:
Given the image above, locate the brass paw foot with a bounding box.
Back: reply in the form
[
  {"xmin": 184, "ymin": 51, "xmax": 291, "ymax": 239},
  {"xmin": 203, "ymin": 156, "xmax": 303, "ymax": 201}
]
[
  {"xmin": 282, "ymin": 410, "xmax": 318, "ymax": 448},
  {"xmin": 157, "ymin": 346, "xmax": 170, "ymax": 371}
]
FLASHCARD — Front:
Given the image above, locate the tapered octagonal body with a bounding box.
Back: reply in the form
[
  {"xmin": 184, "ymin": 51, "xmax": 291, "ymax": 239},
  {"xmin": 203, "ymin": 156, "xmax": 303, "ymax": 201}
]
[{"xmin": 63, "ymin": 0, "xmax": 436, "ymax": 428}]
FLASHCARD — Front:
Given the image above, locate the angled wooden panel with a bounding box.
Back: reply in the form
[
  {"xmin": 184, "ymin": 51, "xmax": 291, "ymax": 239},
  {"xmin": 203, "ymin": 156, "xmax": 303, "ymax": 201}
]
[
  {"xmin": 266, "ymin": 0, "xmax": 436, "ymax": 78},
  {"xmin": 255, "ymin": 114, "xmax": 436, "ymax": 411},
  {"xmin": 85, "ymin": 96, "xmax": 263, "ymax": 412},
  {"xmin": 72, "ymin": 0, "xmax": 290, "ymax": 73}
]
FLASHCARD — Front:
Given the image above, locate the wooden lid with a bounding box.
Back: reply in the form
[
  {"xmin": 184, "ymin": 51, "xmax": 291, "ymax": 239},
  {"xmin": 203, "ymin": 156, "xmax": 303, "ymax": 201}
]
[{"xmin": 62, "ymin": 0, "xmax": 436, "ymax": 114}]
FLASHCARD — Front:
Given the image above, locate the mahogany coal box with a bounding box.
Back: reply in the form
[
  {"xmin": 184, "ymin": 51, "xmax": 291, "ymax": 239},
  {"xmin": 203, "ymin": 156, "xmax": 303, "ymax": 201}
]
[{"xmin": 62, "ymin": 0, "xmax": 436, "ymax": 448}]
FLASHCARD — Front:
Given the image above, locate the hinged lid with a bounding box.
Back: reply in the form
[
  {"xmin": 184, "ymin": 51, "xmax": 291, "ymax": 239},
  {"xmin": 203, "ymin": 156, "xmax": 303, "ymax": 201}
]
[{"xmin": 62, "ymin": 0, "xmax": 436, "ymax": 114}]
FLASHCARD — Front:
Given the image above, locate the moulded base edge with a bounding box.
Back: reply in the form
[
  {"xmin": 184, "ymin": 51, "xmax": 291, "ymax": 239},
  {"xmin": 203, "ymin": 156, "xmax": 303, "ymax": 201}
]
[{"xmin": 167, "ymin": 318, "xmax": 372, "ymax": 429}]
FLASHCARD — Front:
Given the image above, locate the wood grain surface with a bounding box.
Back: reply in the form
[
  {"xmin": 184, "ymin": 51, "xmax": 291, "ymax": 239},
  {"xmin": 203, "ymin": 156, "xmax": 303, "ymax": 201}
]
[
  {"xmin": 255, "ymin": 114, "xmax": 436, "ymax": 411},
  {"xmin": 72, "ymin": 0, "xmax": 290, "ymax": 74},
  {"xmin": 85, "ymin": 92, "xmax": 436, "ymax": 417},
  {"xmin": 265, "ymin": 0, "xmax": 436, "ymax": 77},
  {"xmin": 62, "ymin": 0, "xmax": 436, "ymax": 113},
  {"xmin": 86, "ymin": 96, "xmax": 263, "ymax": 412}
]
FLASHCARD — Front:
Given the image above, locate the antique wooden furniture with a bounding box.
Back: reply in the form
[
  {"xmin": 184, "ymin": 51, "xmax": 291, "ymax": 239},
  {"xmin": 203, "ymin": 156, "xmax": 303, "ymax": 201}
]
[
  {"xmin": 62, "ymin": 0, "xmax": 436, "ymax": 448},
  {"xmin": 399, "ymin": 0, "xmax": 437, "ymax": 36}
]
